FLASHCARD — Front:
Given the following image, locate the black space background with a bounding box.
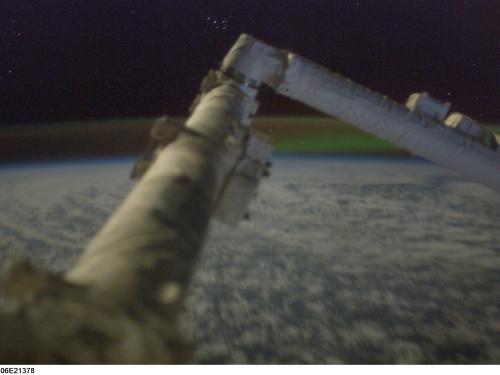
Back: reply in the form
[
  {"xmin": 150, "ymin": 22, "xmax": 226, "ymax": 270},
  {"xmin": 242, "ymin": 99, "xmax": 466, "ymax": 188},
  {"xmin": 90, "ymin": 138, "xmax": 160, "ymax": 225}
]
[{"xmin": 1, "ymin": 1, "xmax": 499, "ymax": 125}]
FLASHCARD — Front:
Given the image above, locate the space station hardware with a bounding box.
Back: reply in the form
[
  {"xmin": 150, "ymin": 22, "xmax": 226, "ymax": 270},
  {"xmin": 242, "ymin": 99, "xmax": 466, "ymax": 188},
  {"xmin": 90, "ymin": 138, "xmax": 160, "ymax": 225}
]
[
  {"xmin": 1, "ymin": 33, "xmax": 499, "ymax": 364},
  {"xmin": 0, "ymin": 50, "xmax": 272, "ymax": 363},
  {"xmin": 222, "ymin": 34, "xmax": 500, "ymax": 192},
  {"xmin": 406, "ymin": 92, "xmax": 451, "ymax": 122},
  {"xmin": 444, "ymin": 112, "xmax": 498, "ymax": 150},
  {"xmin": 130, "ymin": 74, "xmax": 273, "ymax": 224},
  {"xmin": 444, "ymin": 112, "xmax": 484, "ymax": 139},
  {"xmin": 406, "ymin": 95, "xmax": 497, "ymax": 150}
]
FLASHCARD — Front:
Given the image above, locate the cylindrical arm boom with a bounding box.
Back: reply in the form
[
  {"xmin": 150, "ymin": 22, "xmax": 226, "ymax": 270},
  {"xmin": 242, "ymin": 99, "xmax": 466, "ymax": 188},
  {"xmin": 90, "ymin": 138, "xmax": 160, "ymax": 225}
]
[
  {"xmin": 222, "ymin": 34, "xmax": 500, "ymax": 192},
  {"xmin": 0, "ymin": 75, "xmax": 262, "ymax": 363},
  {"xmin": 66, "ymin": 81, "xmax": 257, "ymax": 308}
]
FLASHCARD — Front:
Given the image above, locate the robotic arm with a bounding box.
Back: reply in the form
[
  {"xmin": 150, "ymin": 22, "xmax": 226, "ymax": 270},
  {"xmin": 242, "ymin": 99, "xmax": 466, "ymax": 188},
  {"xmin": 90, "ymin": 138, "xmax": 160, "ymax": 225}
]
[
  {"xmin": 220, "ymin": 34, "xmax": 500, "ymax": 192},
  {"xmin": 1, "ymin": 33, "xmax": 497, "ymax": 364}
]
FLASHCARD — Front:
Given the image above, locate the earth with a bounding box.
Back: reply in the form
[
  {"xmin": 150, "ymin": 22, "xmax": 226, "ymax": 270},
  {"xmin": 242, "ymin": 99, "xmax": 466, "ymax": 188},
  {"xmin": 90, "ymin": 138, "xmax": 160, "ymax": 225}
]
[{"xmin": 0, "ymin": 156, "xmax": 499, "ymax": 364}]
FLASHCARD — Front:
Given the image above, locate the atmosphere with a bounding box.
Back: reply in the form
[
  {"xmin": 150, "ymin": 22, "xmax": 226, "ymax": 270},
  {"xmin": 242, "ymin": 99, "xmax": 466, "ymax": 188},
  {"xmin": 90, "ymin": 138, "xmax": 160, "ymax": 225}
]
[
  {"xmin": 1, "ymin": 0, "xmax": 498, "ymax": 125},
  {"xmin": 1, "ymin": 1, "xmax": 500, "ymax": 365}
]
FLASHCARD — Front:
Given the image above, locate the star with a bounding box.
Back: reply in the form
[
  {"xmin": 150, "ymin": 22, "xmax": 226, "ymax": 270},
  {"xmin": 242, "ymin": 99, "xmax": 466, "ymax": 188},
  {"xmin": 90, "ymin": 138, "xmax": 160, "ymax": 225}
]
[{"xmin": 205, "ymin": 15, "xmax": 231, "ymax": 32}]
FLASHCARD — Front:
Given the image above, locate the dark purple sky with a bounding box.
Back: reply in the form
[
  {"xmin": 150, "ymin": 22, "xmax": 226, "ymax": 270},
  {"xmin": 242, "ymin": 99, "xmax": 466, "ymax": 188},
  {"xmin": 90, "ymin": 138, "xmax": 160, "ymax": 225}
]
[{"xmin": 1, "ymin": 0, "xmax": 499, "ymax": 125}]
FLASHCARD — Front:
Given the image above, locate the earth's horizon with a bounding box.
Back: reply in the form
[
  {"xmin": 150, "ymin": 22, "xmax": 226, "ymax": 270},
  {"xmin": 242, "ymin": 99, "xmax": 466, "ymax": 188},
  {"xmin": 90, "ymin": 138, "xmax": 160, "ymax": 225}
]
[{"xmin": 0, "ymin": 155, "xmax": 499, "ymax": 363}]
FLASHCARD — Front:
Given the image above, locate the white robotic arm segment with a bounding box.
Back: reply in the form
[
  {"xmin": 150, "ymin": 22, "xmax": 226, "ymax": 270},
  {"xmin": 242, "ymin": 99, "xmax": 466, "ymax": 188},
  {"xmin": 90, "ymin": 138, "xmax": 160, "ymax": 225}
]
[{"xmin": 222, "ymin": 34, "xmax": 500, "ymax": 192}]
